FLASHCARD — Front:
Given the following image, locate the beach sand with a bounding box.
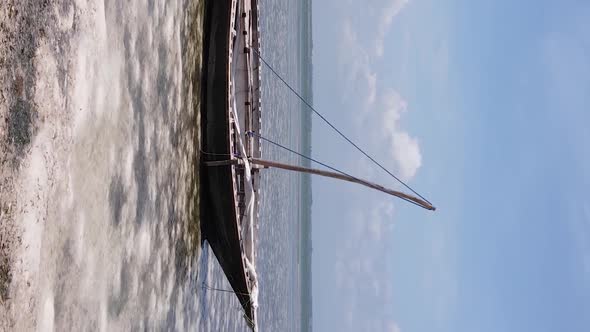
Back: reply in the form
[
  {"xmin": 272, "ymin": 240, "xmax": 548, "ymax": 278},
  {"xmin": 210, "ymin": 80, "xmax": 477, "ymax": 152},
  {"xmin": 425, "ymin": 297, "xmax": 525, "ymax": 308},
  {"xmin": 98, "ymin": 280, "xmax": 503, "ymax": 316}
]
[{"xmin": 0, "ymin": 0, "xmax": 204, "ymax": 329}]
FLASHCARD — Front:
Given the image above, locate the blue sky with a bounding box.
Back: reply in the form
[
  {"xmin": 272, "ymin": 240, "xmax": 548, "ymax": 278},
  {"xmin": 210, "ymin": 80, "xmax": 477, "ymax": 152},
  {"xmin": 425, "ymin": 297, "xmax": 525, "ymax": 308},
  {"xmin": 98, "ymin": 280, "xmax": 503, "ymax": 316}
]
[{"xmin": 311, "ymin": 0, "xmax": 590, "ymax": 331}]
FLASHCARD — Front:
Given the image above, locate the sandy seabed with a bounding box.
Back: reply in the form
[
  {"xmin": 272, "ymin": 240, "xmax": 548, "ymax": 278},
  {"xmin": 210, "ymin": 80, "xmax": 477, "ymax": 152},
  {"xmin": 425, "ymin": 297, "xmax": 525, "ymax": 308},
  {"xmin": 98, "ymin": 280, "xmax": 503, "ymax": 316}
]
[{"xmin": 0, "ymin": 0, "xmax": 210, "ymax": 330}]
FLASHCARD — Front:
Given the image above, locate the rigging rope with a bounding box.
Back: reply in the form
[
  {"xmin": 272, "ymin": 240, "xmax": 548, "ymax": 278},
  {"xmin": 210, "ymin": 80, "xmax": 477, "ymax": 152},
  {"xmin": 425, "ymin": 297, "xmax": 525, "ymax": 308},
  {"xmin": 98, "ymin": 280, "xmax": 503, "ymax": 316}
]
[
  {"xmin": 201, "ymin": 283, "xmax": 258, "ymax": 311},
  {"xmin": 247, "ymin": 131, "xmax": 427, "ymax": 209},
  {"xmin": 252, "ymin": 48, "xmax": 433, "ymax": 206},
  {"xmin": 202, "ymin": 282, "xmax": 250, "ymax": 296}
]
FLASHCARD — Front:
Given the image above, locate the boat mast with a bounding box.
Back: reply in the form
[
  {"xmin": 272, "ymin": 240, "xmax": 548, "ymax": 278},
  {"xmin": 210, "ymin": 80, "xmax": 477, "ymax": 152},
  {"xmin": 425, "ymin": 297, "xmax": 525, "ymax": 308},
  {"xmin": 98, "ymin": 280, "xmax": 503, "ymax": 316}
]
[{"xmin": 249, "ymin": 158, "xmax": 435, "ymax": 211}]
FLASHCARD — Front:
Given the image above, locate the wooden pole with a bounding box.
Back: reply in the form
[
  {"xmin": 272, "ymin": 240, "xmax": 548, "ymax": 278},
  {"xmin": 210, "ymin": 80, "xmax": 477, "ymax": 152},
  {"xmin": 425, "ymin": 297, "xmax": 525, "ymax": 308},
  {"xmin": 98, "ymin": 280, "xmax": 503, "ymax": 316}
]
[{"xmin": 249, "ymin": 158, "xmax": 435, "ymax": 211}]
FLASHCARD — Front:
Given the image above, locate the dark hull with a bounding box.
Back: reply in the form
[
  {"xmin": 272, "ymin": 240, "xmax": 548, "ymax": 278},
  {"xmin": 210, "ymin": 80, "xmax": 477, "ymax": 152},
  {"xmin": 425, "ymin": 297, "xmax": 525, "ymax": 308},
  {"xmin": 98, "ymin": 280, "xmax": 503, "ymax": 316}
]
[{"xmin": 201, "ymin": 0, "xmax": 255, "ymax": 325}]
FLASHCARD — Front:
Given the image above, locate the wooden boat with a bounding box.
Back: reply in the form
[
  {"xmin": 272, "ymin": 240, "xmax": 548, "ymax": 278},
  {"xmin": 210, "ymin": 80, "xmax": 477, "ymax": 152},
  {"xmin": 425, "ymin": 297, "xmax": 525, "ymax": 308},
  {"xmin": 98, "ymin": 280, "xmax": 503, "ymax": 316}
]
[{"xmin": 201, "ymin": 0, "xmax": 262, "ymax": 329}]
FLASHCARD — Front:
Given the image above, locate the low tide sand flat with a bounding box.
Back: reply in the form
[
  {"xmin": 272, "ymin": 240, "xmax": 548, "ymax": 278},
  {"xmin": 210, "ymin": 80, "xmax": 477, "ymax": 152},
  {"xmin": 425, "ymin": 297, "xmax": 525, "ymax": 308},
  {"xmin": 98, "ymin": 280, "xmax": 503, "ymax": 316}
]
[{"xmin": 0, "ymin": 1, "xmax": 206, "ymax": 330}]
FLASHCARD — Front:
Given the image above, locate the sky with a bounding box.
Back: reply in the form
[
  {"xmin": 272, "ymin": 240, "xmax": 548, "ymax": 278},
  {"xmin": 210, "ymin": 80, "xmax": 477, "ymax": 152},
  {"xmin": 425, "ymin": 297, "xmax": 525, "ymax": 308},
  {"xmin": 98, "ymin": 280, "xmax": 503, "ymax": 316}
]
[{"xmin": 311, "ymin": 0, "xmax": 590, "ymax": 331}]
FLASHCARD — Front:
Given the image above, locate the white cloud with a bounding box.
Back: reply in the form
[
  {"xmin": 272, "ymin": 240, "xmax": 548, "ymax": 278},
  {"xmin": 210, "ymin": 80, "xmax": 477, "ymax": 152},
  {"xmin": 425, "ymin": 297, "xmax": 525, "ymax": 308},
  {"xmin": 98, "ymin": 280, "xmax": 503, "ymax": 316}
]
[
  {"xmin": 337, "ymin": 0, "xmax": 409, "ymax": 108},
  {"xmin": 387, "ymin": 321, "xmax": 402, "ymax": 332},
  {"xmin": 367, "ymin": 199, "xmax": 395, "ymax": 241},
  {"xmin": 375, "ymin": 0, "xmax": 409, "ymax": 57},
  {"xmin": 339, "ymin": 20, "xmax": 377, "ymax": 111},
  {"xmin": 381, "ymin": 89, "xmax": 408, "ymax": 132},
  {"xmin": 391, "ymin": 131, "xmax": 422, "ymax": 181},
  {"xmin": 332, "ymin": 197, "xmax": 399, "ymax": 331},
  {"xmin": 366, "ymin": 71, "xmax": 378, "ymax": 107},
  {"xmin": 380, "ymin": 89, "xmax": 422, "ymax": 181}
]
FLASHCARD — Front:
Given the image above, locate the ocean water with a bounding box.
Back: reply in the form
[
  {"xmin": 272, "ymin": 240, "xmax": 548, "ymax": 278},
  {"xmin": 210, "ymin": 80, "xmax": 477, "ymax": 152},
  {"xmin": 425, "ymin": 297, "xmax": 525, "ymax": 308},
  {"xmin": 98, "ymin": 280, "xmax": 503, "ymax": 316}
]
[
  {"xmin": 257, "ymin": 0, "xmax": 306, "ymax": 330},
  {"xmin": 3, "ymin": 0, "xmax": 309, "ymax": 331}
]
